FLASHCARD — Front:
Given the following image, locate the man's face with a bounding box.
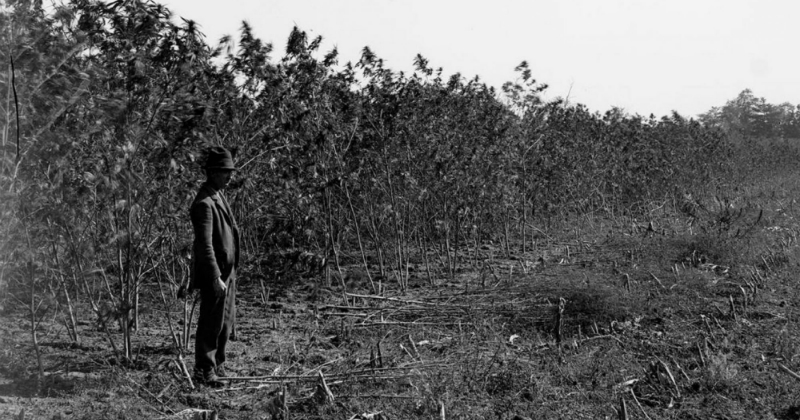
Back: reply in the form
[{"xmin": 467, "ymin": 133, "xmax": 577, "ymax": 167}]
[{"xmin": 209, "ymin": 169, "xmax": 234, "ymax": 190}]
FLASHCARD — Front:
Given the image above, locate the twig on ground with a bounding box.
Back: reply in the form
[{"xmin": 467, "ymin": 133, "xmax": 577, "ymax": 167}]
[
  {"xmin": 739, "ymin": 285, "xmax": 748, "ymax": 315},
  {"xmin": 670, "ymin": 356, "xmax": 691, "ymax": 382},
  {"xmin": 320, "ymin": 312, "xmax": 371, "ymax": 318},
  {"xmin": 348, "ymin": 411, "xmax": 387, "ymax": 420},
  {"xmin": 701, "ymin": 315, "xmax": 715, "ymax": 339},
  {"xmin": 647, "ymin": 271, "xmax": 665, "ymax": 289},
  {"xmin": 399, "ymin": 344, "xmax": 415, "ymax": 360},
  {"xmin": 579, "ymin": 334, "xmax": 624, "ymax": 346},
  {"xmin": 318, "ymin": 305, "xmax": 370, "ymax": 311},
  {"xmin": 656, "ymin": 357, "xmax": 680, "ymax": 397},
  {"xmin": 352, "ymin": 321, "xmax": 461, "ymax": 328},
  {"xmin": 697, "ymin": 342, "xmax": 706, "ymax": 367},
  {"xmin": 238, "ymin": 375, "xmax": 414, "ymax": 386},
  {"xmin": 303, "ymin": 357, "xmax": 345, "ymax": 376},
  {"xmin": 156, "ymin": 383, "xmax": 172, "ymax": 400},
  {"xmin": 223, "ymin": 364, "xmax": 445, "ymax": 382},
  {"xmin": 408, "ymin": 334, "xmax": 421, "ymax": 361},
  {"xmin": 778, "ymin": 363, "xmax": 800, "ymax": 382},
  {"xmin": 629, "ymin": 388, "xmax": 653, "ymax": 420},
  {"xmin": 176, "ymin": 355, "xmax": 194, "ymax": 390},
  {"xmin": 619, "ymin": 396, "xmax": 628, "ymax": 420},
  {"xmin": 345, "ymin": 293, "xmax": 461, "ymax": 307},
  {"xmin": 712, "ymin": 316, "xmax": 726, "ymax": 332},
  {"xmin": 126, "ymin": 376, "xmax": 172, "ymax": 415},
  {"xmin": 211, "ymin": 383, "xmax": 276, "ymax": 393},
  {"xmin": 313, "ymin": 371, "xmax": 335, "ymax": 405}
]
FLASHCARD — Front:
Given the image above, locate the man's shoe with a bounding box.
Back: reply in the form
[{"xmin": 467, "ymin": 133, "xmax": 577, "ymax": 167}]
[
  {"xmin": 215, "ymin": 365, "xmax": 229, "ymax": 378},
  {"xmin": 194, "ymin": 369, "xmax": 225, "ymax": 388}
]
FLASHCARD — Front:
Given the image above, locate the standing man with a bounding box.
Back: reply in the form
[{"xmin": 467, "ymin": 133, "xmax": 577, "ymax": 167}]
[{"xmin": 190, "ymin": 146, "xmax": 240, "ymax": 386}]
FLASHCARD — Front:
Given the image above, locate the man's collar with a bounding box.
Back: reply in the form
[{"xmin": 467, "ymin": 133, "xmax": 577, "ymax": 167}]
[
  {"xmin": 204, "ymin": 181, "xmax": 218, "ymax": 193},
  {"xmin": 202, "ymin": 183, "xmax": 221, "ymax": 200}
]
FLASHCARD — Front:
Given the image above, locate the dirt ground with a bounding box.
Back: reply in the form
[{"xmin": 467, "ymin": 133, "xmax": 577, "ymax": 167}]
[{"xmin": 4, "ymin": 191, "xmax": 800, "ymax": 419}]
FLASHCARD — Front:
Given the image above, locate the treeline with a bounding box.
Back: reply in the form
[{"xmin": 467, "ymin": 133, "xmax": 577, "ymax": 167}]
[
  {"xmin": 698, "ymin": 89, "xmax": 800, "ymax": 182},
  {"xmin": 1, "ymin": 0, "xmax": 729, "ymax": 345},
  {"xmin": 699, "ymin": 89, "xmax": 800, "ymax": 139}
]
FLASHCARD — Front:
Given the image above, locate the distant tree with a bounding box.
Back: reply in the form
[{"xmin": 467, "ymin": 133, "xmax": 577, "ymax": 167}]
[
  {"xmin": 698, "ymin": 89, "xmax": 799, "ymax": 139},
  {"xmin": 776, "ymin": 103, "xmax": 800, "ymax": 139}
]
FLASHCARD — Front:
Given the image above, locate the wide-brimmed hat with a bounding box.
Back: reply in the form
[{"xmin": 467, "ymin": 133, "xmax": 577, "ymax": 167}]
[{"xmin": 204, "ymin": 146, "xmax": 237, "ymax": 170}]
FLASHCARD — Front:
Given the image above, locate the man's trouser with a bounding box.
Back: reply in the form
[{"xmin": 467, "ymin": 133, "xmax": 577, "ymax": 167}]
[{"xmin": 195, "ymin": 270, "xmax": 236, "ymax": 374}]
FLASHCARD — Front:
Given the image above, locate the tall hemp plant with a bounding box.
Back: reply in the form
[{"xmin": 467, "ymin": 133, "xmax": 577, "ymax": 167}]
[
  {"xmin": 14, "ymin": 0, "xmax": 225, "ymax": 360},
  {"xmin": 0, "ymin": 0, "xmax": 98, "ymax": 388}
]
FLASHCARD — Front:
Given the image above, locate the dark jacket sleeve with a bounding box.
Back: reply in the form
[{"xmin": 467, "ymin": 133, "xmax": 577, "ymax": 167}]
[{"xmin": 191, "ymin": 200, "xmax": 222, "ymax": 285}]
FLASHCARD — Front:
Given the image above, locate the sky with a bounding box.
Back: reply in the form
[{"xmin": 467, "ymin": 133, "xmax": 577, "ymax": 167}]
[{"xmin": 159, "ymin": 0, "xmax": 799, "ymax": 118}]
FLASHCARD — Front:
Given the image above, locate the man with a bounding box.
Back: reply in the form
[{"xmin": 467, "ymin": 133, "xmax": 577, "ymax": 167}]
[{"xmin": 190, "ymin": 146, "xmax": 240, "ymax": 387}]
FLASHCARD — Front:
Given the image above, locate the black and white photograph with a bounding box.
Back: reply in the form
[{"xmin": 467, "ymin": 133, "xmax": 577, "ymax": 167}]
[{"xmin": 1, "ymin": 0, "xmax": 799, "ymax": 418}]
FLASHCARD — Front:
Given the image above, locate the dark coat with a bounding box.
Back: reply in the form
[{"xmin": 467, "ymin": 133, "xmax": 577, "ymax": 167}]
[{"xmin": 190, "ymin": 183, "xmax": 240, "ymax": 291}]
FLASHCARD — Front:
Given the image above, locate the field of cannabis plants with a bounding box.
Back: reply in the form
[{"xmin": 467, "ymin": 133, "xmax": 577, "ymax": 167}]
[
  {"xmin": 3, "ymin": 1, "xmax": 800, "ymax": 419},
  {"xmin": 4, "ymin": 144, "xmax": 800, "ymax": 419}
]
